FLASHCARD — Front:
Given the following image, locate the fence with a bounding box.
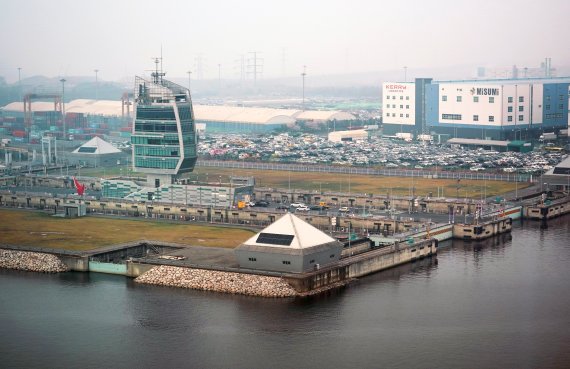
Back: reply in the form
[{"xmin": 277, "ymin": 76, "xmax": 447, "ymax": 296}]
[{"xmin": 196, "ymin": 159, "xmax": 533, "ymax": 183}]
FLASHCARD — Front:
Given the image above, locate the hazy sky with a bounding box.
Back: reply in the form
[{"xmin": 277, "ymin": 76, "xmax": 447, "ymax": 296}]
[{"xmin": 1, "ymin": 0, "xmax": 569, "ymax": 82}]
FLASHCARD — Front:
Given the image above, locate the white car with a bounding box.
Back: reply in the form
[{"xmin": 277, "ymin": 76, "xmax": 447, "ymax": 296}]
[
  {"xmin": 296, "ymin": 205, "xmax": 310, "ymax": 211},
  {"xmin": 339, "ymin": 206, "xmax": 350, "ymax": 212},
  {"xmin": 290, "ymin": 203, "xmax": 305, "ymax": 208}
]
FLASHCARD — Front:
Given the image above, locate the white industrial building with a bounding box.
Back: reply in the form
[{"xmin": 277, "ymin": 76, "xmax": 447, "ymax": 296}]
[
  {"xmin": 382, "ymin": 77, "xmax": 570, "ymax": 140},
  {"xmin": 382, "ymin": 82, "xmax": 416, "ymax": 127}
]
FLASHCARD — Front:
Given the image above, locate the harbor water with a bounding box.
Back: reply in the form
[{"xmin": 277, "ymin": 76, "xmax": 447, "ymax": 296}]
[{"xmin": 1, "ymin": 216, "xmax": 569, "ymax": 369}]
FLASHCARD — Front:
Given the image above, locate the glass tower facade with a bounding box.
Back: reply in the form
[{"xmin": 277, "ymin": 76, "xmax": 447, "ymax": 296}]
[{"xmin": 131, "ymin": 75, "xmax": 197, "ymax": 185}]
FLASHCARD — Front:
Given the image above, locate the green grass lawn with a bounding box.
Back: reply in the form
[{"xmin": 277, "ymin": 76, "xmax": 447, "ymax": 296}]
[
  {"xmin": 0, "ymin": 209, "xmax": 256, "ymax": 251},
  {"xmin": 80, "ymin": 164, "xmax": 528, "ymax": 199},
  {"xmin": 188, "ymin": 167, "xmax": 528, "ymax": 199}
]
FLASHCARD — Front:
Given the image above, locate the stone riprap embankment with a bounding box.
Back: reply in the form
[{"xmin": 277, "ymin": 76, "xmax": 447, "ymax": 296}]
[
  {"xmin": 0, "ymin": 248, "xmax": 69, "ymax": 273},
  {"xmin": 135, "ymin": 265, "xmax": 298, "ymax": 297}
]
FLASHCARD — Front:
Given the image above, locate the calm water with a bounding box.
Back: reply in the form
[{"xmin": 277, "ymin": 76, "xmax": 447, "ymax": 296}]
[{"xmin": 1, "ymin": 216, "xmax": 570, "ymax": 369}]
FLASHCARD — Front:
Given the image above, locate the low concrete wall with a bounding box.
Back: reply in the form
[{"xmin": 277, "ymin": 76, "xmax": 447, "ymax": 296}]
[
  {"xmin": 89, "ymin": 261, "xmax": 128, "ymax": 275},
  {"xmin": 284, "ymin": 239, "xmax": 437, "ymax": 294},
  {"xmin": 59, "ymin": 255, "xmax": 89, "ymax": 271},
  {"xmin": 127, "ymin": 262, "xmax": 155, "ymax": 278},
  {"xmin": 0, "ymin": 192, "xmax": 427, "ymax": 236},
  {"xmin": 348, "ymin": 240, "xmax": 436, "ymax": 278}
]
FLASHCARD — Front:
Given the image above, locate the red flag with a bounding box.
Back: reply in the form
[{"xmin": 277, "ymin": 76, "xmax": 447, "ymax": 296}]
[{"xmin": 73, "ymin": 177, "xmax": 85, "ymax": 196}]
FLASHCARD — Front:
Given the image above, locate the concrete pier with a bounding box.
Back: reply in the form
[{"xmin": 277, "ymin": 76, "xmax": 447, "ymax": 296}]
[
  {"xmin": 523, "ymin": 195, "xmax": 570, "ymax": 220},
  {"xmin": 453, "ymin": 217, "xmax": 513, "ymax": 240}
]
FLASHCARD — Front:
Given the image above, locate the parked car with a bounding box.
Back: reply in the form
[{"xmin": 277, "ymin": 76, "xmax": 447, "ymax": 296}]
[
  {"xmin": 254, "ymin": 200, "xmax": 269, "ymax": 207},
  {"xmin": 276, "ymin": 204, "xmax": 289, "ymax": 210},
  {"xmin": 290, "ymin": 202, "xmax": 305, "ymax": 208},
  {"xmin": 296, "ymin": 205, "xmax": 310, "ymax": 211},
  {"xmin": 339, "ymin": 206, "xmax": 350, "ymax": 212}
]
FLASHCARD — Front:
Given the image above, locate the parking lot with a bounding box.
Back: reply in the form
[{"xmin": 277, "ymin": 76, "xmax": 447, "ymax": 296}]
[{"xmin": 198, "ymin": 133, "xmax": 567, "ymax": 176}]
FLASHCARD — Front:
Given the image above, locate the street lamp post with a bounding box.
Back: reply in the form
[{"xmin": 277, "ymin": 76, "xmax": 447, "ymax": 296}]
[
  {"xmin": 217, "ymin": 64, "xmax": 222, "ymax": 95},
  {"xmin": 94, "ymin": 69, "xmax": 99, "ymax": 100},
  {"xmin": 17, "ymin": 67, "xmax": 22, "ymax": 101},
  {"xmin": 301, "ymin": 65, "xmax": 307, "ymax": 110},
  {"xmin": 60, "ymin": 78, "xmax": 66, "ymax": 139},
  {"xmin": 515, "ymin": 169, "xmax": 518, "ymax": 200}
]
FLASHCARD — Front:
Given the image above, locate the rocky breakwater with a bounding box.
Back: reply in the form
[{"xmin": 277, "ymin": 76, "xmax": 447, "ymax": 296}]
[
  {"xmin": 0, "ymin": 248, "xmax": 69, "ymax": 273},
  {"xmin": 136, "ymin": 265, "xmax": 298, "ymax": 297}
]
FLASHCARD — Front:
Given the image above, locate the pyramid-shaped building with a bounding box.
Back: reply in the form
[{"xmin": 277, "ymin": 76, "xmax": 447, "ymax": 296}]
[
  {"xmin": 235, "ymin": 213, "xmax": 343, "ymax": 273},
  {"xmin": 69, "ymin": 136, "xmax": 123, "ymax": 167}
]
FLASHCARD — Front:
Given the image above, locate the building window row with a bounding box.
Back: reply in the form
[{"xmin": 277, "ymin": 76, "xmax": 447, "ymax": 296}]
[
  {"xmin": 135, "ymin": 146, "xmax": 179, "ymax": 157},
  {"xmin": 385, "ymin": 95, "xmax": 410, "ymax": 100},
  {"xmin": 385, "ymin": 104, "xmax": 412, "ymax": 109},
  {"xmin": 134, "ymin": 157, "xmax": 178, "ymax": 170},
  {"xmin": 545, "ymin": 113, "xmax": 564, "ymax": 119},
  {"xmin": 547, "ymin": 94, "xmax": 566, "ymax": 101},
  {"xmin": 505, "ymin": 115, "xmax": 523, "ymax": 122},
  {"xmin": 443, "ymin": 96, "xmax": 494, "ymax": 103},
  {"xmin": 442, "ymin": 114, "xmax": 462, "ymax": 120},
  {"xmin": 544, "ymin": 104, "xmax": 565, "ymax": 110}
]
